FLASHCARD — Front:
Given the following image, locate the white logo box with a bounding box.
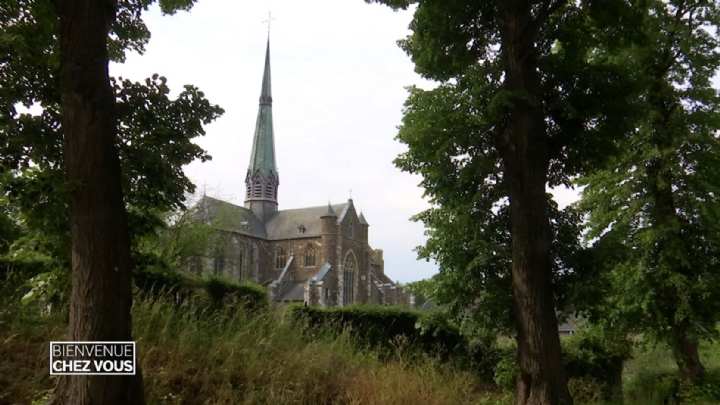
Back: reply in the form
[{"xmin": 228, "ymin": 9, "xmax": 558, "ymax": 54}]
[{"xmin": 49, "ymin": 341, "xmax": 136, "ymax": 376}]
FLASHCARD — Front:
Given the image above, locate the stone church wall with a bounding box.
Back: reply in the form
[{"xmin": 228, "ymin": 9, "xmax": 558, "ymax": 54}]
[{"xmin": 267, "ymin": 237, "xmax": 323, "ymax": 281}]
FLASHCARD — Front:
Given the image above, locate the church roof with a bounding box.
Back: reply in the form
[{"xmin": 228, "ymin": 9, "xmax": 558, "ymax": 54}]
[
  {"xmin": 278, "ymin": 281, "xmax": 305, "ymax": 302},
  {"xmin": 265, "ymin": 203, "xmax": 349, "ymax": 240},
  {"xmin": 198, "ymin": 196, "xmax": 267, "ymax": 238},
  {"xmin": 321, "ymin": 202, "xmax": 336, "ymax": 218},
  {"xmin": 247, "ymin": 39, "xmax": 277, "ymax": 178},
  {"xmin": 197, "ymin": 197, "xmax": 356, "ymax": 240}
]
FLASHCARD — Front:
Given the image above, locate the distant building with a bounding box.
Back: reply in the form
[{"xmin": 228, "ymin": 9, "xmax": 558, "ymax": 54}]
[
  {"xmin": 558, "ymin": 314, "xmax": 579, "ymax": 336},
  {"xmin": 188, "ymin": 39, "xmax": 410, "ymax": 307}
]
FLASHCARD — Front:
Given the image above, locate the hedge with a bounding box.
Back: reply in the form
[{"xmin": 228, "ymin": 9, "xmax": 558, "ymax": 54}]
[
  {"xmin": 288, "ymin": 305, "xmax": 460, "ymax": 353},
  {"xmin": 133, "ymin": 266, "xmax": 268, "ymax": 311},
  {"xmin": 287, "ymin": 304, "xmax": 501, "ymax": 380}
]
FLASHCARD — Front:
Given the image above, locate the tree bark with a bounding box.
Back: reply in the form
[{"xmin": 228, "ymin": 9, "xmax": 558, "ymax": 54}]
[
  {"xmin": 498, "ymin": 2, "xmax": 572, "ymax": 404},
  {"xmin": 671, "ymin": 326, "xmax": 706, "ymax": 382},
  {"xmin": 52, "ymin": 0, "xmax": 144, "ymax": 403}
]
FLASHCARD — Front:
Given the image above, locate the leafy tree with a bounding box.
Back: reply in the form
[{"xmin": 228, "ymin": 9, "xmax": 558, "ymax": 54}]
[
  {"xmin": 403, "ymin": 276, "xmax": 439, "ymax": 308},
  {"xmin": 136, "ymin": 198, "xmax": 221, "ymax": 272},
  {"xmin": 1, "ymin": 0, "xmax": 219, "ymax": 402},
  {"xmin": 368, "ymin": 1, "xmax": 639, "ymax": 402},
  {"xmin": 413, "ymin": 200, "xmax": 587, "ymax": 339},
  {"xmin": 0, "ymin": 1, "xmax": 221, "ymax": 261},
  {"xmin": 578, "ymin": 0, "xmax": 720, "ymax": 382},
  {"xmin": 54, "ymin": 0, "xmax": 145, "ymax": 402}
]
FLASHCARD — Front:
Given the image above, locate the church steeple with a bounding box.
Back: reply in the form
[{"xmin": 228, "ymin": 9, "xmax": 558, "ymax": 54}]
[{"xmin": 245, "ymin": 38, "xmax": 279, "ymax": 221}]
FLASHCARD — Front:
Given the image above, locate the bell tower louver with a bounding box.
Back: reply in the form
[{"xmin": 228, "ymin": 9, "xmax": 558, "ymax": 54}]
[{"xmin": 245, "ymin": 39, "xmax": 279, "ymax": 221}]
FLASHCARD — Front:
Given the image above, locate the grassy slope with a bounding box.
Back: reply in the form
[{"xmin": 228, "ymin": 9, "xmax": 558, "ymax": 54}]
[
  {"xmin": 3, "ymin": 292, "xmax": 720, "ymax": 404},
  {"xmin": 0, "ymin": 296, "xmax": 506, "ymax": 405},
  {"xmin": 620, "ymin": 340, "xmax": 720, "ymax": 405}
]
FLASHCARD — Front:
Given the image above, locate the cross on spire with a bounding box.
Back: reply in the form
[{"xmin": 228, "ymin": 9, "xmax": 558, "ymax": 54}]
[{"xmin": 262, "ymin": 11, "xmax": 275, "ymax": 37}]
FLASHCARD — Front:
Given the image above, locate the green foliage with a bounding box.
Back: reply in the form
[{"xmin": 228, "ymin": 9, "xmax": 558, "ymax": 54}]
[
  {"xmin": 412, "ymin": 199, "xmax": 588, "ymax": 336},
  {"xmin": 132, "ymin": 264, "xmax": 268, "ymax": 311},
  {"xmin": 132, "ymin": 264, "xmax": 190, "ymax": 295},
  {"xmin": 134, "ymin": 203, "xmax": 217, "ymax": 272},
  {"xmin": 0, "ymin": 258, "xmax": 54, "ymax": 299},
  {"xmin": 287, "ymin": 305, "xmax": 502, "ymax": 381},
  {"xmin": 0, "ymin": 0, "xmax": 223, "ymax": 266},
  {"xmin": 492, "ymin": 326, "xmax": 631, "ymax": 401},
  {"xmin": 367, "ymin": 0, "xmax": 642, "ymax": 341},
  {"xmin": 403, "ymin": 277, "xmax": 438, "ymax": 307},
  {"xmin": 202, "ymin": 276, "xmax": 268, "ymax": 310},
  {"xmin": 563, "ymin": 327, "xmax": 631, "ymax": 402},
  {"xmin": 19, "ymin": 269, "xmax": 67, "ymax": 312},
  {"xmin": 578, "ymin": 1, "xmax": 720, "ymax": 357},
  {"xmin": 621, "ymin": 339, "xmax": 720, "ymax": 404},
  {"xmin": 625, "ymin": 369, "xmax": 720, "ymax": 404},
  {"xmin": 492, "ymin": 347, "xmax": 518, "ymax": 391},
  {"xmin": 1, "ymin": 293, "xmax": 496, "ymax": 405},
  {"xmin": 289, "ymin": 305, "xmax": 458, "ymax": 353}
]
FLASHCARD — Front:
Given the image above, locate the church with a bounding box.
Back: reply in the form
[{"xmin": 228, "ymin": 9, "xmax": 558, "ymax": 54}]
[{"xmin": 189, "ymin": 40, "xmax": 410, "ymax": 307}]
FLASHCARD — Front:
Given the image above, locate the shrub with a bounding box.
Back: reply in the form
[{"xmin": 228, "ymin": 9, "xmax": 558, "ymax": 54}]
[
  {"xmin": 132, "ymin": 265, "xmax": 268, "ymax": 311},
  {"xmin": 0, "ymin": 259, "xmax": 67, "ymax": 315},
  {"xmin": 0, "ymin": 292, "xmax": 501, "ymax": 404},
  {"xmin": 491, "ymin": 326, "xmax": 631, "ymax": 401},
  {"xmin": 625, "ymin": 368, "xmax": 720, "ymax": 404},
  {"xmin": 133, "ymin": 266, "xmax": 193, "ymax": 295},
  {"xmin": 492, "ymin": 347, "xmax": 518, "ymax": 390},
  {"xmin": 202, "ymin": 276, "xmax": 268, "ymax": 310},
  {"xmin": 0, "ymin": 258, "xmax": 55, "ymax": 296},
  {"xmin": 286, "ymin": 304, "xmax": 502, "ymax": 381},
  {"xmin": 563, "ymin": 326, "xmax": 631, "ymax": 401}
]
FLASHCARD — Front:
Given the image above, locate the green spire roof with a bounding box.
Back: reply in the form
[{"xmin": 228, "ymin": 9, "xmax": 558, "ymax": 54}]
[{"xmin": 248, "ymin": 39, "xmax": 277, "ymax": 177}]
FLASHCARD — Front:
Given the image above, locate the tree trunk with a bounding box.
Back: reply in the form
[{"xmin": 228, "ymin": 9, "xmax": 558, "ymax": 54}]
[
  {"xmin": 507, "ymin": 159, "xmax": 571, "ymax": 405},
  {"xmin": 646, "ymin": 71, "xmax": 706, "ymax": 385},
  {"xmin": 498, "ymin": 2, "xmax": 572, "ymax": 404},
  {"xmin": 52, "ymin": 0, "xmax": 144, "ymax": 404},
  {"xmin": 671, "ymin": 327, "xmax": 705, "ymax": 383}
]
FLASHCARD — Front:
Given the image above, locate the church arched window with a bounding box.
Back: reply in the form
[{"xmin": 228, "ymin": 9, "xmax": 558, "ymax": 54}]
[
  {"xmin": 213, "ymin": 250, "xmax": 225, "ymax": 276},
  {"xmin": 238, "ymin": 247, "xmax": 245, "ymax": 280},
  {"xmin": 275, "ymin": 246, "xmax": 286, "ymax": 269},
  {"xmin": 304, "ymin": 244, "xmax": 317, "ymax": 267},
  {"xmin": 342, "ymin": 252, "xmax": 357, "ymax": 305}
]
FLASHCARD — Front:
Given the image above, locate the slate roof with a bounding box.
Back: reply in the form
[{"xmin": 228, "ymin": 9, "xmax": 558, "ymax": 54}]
[
  {"xmin": 265, "ymin": 203, "xmax": 348, "ymax": 240},
  {"xmin": 198, "ymin": 197, "xmax": 358, "ymax": 241},
  {"xmin": 312, "ymin": 262, "xmax": 333, "ymax": 282},
  {"xmin": 279, "ymin": 281, "xmax": 305, "ymax": 301},
  {"xmin": 199, "ymin": 196, "xmax": 267, "ymax": 238}
]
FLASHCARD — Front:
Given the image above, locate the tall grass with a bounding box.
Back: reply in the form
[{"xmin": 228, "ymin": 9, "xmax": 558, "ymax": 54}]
[
  {"xmin": 619, "ymin": 340, "xmax": 720, "ymax": 405},
  {"xmin": 132, "ymin": 295, "xmax": 501, "ymax": 404},
  {"xmin": 1, "ymin": 292, "xmax": 504, "ymax": 404}
]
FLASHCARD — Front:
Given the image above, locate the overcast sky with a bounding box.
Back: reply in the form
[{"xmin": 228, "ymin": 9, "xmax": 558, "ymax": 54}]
[
  {"xmin": 109, "ymin": 0, "xmax": 438, "ymax": 283},
  {"xmin": 111, "ymin": 0, "xmax": 578, "ymax": 283}
]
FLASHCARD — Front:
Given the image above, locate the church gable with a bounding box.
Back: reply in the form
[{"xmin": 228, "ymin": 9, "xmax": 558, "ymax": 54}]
[
  {"xmin": 265, "ymin": 203, "xmax": 348, "ymax": 240},
  {"xmin": 337, "ymin": 201, "xmax": 362, "ymax": 240}
]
